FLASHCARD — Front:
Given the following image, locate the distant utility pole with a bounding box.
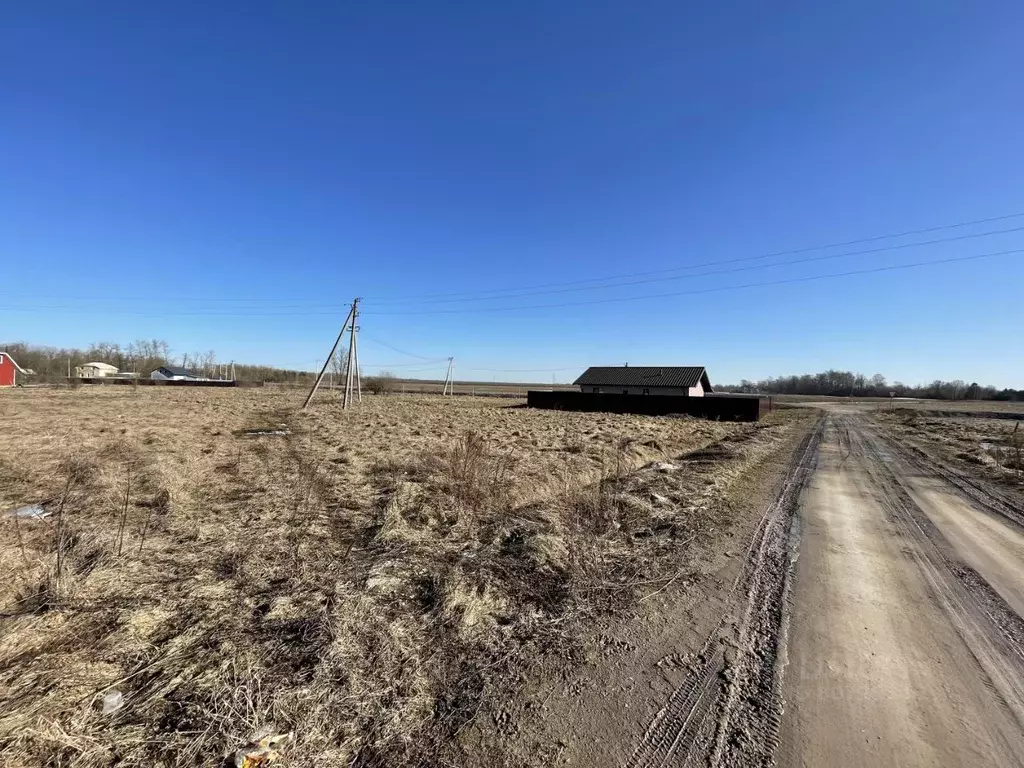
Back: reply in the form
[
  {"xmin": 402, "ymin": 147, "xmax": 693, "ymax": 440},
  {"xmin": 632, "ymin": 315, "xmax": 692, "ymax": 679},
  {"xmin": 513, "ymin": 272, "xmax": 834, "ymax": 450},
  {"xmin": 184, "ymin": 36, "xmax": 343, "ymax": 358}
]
[
  {"xmin": 442, "ymin": 357, "xmax": 454, "ymax": 397},
  {"xmin": 304, "ymin": 298, "xmax": 360, "ymax": 409}
]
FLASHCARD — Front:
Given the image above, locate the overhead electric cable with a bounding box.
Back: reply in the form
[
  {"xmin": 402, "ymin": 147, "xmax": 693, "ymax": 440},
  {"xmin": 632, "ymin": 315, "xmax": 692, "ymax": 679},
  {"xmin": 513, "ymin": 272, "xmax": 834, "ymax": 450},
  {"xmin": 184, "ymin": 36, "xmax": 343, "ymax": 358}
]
[
  {"xmin": 3, "ymin": 210, "xmax": 1023, "ymax": 307},
  {"xmin": 363, "ymin": 225, "xmax": 1024, "ymax": 305},
  {"xmin": 361, "ymin": 210, "xmax": 1024, "ymax": 303},
  {"xmin": 361, "ymin": 247, "xmax": 1024, "ymax": 315}
]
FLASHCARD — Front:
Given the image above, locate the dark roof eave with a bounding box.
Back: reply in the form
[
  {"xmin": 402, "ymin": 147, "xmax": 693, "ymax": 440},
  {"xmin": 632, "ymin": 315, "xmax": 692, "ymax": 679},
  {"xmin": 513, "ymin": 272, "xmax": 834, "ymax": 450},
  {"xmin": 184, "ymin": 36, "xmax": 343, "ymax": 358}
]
[{"xmin": 573, "ymin": 366, "xmax": 710, "ymax": 389}]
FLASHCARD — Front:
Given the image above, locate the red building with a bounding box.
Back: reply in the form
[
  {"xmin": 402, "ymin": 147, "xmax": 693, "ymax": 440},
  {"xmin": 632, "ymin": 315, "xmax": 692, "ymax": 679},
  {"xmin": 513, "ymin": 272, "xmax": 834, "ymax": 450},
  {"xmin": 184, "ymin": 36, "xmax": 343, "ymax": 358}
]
[{"xmin": 0, "ymin": 352, "xmax": 28, "ymax": 387}]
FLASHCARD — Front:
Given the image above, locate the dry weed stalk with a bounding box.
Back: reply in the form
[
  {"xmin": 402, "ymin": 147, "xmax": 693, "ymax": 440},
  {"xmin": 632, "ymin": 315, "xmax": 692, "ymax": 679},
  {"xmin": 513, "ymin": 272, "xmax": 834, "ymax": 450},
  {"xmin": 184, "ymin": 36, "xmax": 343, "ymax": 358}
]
[
  {"xmin": 13, "ymin": 510, "xmax": 29, "ymax": 567},
  {"xmin": 115, "ymin": 464, "xmax": 132, "ymax": 557},
  {"xmin": 53, "ymin": 457, "xmax": 95, "ymax": 594}
]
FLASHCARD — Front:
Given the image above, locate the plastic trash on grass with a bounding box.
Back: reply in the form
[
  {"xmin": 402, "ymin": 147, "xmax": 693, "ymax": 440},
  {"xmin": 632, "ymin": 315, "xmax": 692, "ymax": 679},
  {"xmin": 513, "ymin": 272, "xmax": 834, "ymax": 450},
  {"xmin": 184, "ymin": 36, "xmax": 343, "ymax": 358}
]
[
  {"xmin": 234, "ymin": 732, "xmax": 293, "ymax": 767},
  {"xmin": 6, "ymin": 504, "xmax": 50, "ymax": 520},
  {"xmin": 100, "ymin": 690, "xmax": 124, "ymax": 714}
]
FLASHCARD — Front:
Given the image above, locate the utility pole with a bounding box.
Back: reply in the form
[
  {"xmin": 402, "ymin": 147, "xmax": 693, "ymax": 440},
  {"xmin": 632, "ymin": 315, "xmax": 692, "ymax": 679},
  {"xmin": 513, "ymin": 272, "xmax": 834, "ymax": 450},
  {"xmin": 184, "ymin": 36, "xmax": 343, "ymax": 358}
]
[
  {"xmin": 304, "ymin": 300, "xmax": 357, "ymax": 409},
  {"xmin": 343, "ymin": 298, "xmax": 362, "ymax": 409},
  {"xmin": 351, "ymin": 313, "xmax": 362, "ymax": 403},
  {"xmin": 442, "ymin": 357, "xmax": 454, "ymax": 397}
]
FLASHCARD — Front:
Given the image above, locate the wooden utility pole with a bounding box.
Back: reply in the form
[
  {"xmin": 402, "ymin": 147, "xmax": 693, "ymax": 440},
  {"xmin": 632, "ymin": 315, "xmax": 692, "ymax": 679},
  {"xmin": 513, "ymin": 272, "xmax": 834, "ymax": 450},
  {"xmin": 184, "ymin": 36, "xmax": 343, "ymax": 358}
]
[
  {"xmin": 343, "ymin": 298, "xmax": 362, "ymax": 409},
  {"xmin": 352, "ymin": 315, "xmax": 362, "ymax": 403},
  {"xmin": 442, "ymin": 357, "xmax": 454, "ymax": 397},
  {"xmin": 303, "ymin": 301, "xmax": 357, "ymax": 409}
]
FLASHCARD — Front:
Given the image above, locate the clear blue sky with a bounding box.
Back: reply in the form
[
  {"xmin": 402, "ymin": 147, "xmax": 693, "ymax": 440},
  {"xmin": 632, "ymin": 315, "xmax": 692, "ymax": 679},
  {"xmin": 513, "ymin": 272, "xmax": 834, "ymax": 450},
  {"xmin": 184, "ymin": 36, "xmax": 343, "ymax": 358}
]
[{"xmin": 3, "ymin": 2, "xmax": 1023, "ymax": 386}]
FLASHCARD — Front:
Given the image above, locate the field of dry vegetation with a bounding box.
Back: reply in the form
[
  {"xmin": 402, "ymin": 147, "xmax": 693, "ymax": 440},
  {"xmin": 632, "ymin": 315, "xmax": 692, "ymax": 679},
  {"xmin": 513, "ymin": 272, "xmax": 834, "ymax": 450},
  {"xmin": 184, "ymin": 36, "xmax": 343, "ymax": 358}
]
[
  {"xmin": 876, "ymin": 407, "xmax": 1024, "ymax": 488},
  {"xmin": 0, "ymin": 388, "xmax": 811, "ymax": 767}
]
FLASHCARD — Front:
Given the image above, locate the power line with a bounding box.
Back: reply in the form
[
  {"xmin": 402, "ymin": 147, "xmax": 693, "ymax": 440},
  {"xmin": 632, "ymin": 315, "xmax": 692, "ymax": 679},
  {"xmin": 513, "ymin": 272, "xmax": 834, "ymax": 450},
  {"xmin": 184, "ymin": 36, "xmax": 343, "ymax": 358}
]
[
  {"xmin": 361, "ymin": 210, "xmax": 1024, "ymax": 303},
  {"xmin": 362, "ymin": 247, "xmax": 1024, "ymax": 315},
  {"xmin": 361, "ymin": 360, "xmax": 450, "ymax": 369},
  {"xmin": 364, "ymin": 225, "xmax": 1024, "ymax": 306},
  {"xmin": 361, "ymin": 359, "xmax": 579, "ymax": 373},
  {"xmin": 3, "ymin": 210, "xmax": 1023, "ymax": 308},
  {"xmin": 2, "ymin": 236, "xmax": 1020, "ymax": 319},
  {"xmin": 360, "ymin": 334, "xmax": 447, "ymax": 361},
  {"xmin": 3, "ymin": 228, "xmax": 1021, "ymax": 318},
  {"xmin": 462, "ymin": 366, "xmax": 582, "ymax": 372}
]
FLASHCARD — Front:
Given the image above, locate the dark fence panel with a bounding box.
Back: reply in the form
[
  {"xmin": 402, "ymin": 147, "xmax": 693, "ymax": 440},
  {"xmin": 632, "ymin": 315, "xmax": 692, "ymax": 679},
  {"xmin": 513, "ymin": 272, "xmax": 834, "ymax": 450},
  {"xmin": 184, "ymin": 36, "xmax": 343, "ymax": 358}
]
[{"xmin": 526, "ymin": 390, "xmax": 761, "ymax": 421}]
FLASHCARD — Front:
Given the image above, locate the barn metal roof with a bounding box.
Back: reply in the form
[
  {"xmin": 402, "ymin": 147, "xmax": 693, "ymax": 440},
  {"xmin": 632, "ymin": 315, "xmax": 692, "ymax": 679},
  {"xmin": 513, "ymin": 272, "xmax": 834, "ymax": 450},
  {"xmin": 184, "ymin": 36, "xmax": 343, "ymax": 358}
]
[
  {"xmin": 573, "ymin": 366, "xmax": 712, "ymax": 390},
  {"xmin": 159, "ymin": 366, "xmax": 199, "ymax": 377}
]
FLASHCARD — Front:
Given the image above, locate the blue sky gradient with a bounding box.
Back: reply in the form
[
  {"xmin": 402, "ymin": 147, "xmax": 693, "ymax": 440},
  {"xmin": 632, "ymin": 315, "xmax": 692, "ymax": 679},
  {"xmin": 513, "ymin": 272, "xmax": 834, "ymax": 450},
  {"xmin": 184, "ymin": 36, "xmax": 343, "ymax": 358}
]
[{"xmin": 3, "ymin": 2, "xmax": 1023, "ymax": 385}]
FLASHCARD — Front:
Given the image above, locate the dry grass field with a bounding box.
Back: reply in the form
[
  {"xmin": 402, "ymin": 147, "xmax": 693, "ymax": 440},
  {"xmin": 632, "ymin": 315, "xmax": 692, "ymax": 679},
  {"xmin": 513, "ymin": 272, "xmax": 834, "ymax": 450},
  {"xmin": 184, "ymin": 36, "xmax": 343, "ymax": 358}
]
[
  {"xmin": 775, "ymin": 393, "xmax": 1024, "ymax": 415},
  {"xmin": 0, "ymin": 387, "xmax": 812, "ymax": 767},
  {"xmin": 875, "ymin": 408, "xmax": 1024, "ymax": 490}
]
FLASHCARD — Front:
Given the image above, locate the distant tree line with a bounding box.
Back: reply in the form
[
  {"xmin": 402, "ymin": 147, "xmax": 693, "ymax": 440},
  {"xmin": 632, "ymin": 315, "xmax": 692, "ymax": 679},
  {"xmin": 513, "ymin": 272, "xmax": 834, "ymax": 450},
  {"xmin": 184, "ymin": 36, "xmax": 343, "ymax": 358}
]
[
  {"xmin": 0, "ymin": 340, "xmax": 319, "ymax": 385},
  {"xmin": 720, "ymin": 370, "xmax": 1023, "ymax": 401}
]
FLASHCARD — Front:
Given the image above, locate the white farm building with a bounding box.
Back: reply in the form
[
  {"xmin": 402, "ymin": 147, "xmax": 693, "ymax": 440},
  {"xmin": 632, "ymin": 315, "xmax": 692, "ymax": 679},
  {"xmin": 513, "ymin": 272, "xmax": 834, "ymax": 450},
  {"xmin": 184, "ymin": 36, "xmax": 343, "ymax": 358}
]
[{"xmin": 78, "ymin": 362, "xmax": 119, "ymax": 378}]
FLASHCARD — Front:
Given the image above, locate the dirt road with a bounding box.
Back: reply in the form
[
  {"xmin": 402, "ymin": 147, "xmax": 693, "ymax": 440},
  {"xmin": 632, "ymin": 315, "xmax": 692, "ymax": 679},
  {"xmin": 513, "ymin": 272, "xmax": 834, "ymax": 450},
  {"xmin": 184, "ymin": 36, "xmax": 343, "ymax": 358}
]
[
  {"xmin": 615, "ymin": 409, "xmax": 1024, "ymax": 767},
  {"xmin": 778, "ymin": 412, "xmax": 1024, "ymax": 767},
  {"xmin": 503, "ymin": 409, "xmax": 1024, "ymax": 767}
]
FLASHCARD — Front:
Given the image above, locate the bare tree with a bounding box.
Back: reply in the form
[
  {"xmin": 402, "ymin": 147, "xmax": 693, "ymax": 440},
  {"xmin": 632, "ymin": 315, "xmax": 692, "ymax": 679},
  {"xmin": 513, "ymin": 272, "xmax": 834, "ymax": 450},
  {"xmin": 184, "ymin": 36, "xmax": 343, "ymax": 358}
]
[
  {"xmin": 198, "ymin": 350, "xmax": 216, "ymax": 378},
  {"xmin": 329, "ymin": 347, "xmax": 346, "ymax": 389}
]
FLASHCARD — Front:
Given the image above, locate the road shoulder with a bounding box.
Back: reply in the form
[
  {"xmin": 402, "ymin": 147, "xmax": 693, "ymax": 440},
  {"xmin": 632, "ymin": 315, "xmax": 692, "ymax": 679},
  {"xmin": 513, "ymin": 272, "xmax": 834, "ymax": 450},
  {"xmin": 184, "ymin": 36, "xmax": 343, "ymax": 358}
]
[{"xmin": 471, "ymin": 410, "xmax": 820, "ymax": 767}]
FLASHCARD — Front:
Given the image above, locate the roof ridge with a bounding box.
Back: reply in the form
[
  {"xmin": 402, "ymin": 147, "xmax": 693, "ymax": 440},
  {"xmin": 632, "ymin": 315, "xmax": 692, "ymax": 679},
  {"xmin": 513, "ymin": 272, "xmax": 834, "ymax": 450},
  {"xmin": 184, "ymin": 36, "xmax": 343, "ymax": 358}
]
[
  {"xmin": 572, "ymin": 365, "xmax": 710, "ymax": 389},
  {"xmin": 1, "ymin": 352, "xmax": 28, "ymax": 374}
]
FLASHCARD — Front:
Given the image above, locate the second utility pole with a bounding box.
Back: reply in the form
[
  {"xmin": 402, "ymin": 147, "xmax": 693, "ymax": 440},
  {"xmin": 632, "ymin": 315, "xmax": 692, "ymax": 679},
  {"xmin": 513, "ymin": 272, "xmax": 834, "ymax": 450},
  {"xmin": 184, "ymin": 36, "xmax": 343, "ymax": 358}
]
[{"xmin": 442, "ymin": 356, "xmax": 454, "ymax": 397}]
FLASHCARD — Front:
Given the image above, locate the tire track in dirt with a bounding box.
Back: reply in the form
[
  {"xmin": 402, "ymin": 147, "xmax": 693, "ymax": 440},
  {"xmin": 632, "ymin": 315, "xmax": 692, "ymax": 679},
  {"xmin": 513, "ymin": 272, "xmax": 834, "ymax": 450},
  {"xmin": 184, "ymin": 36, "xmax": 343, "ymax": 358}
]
[
  {"xmin": 631, "ymin": 410, "xmax": 1024, "ymax": 768},
  {"xmin": 624, "ymin": 419, "xmax": 823, "ymax": 768},
  {"xmin": 843, "ymin": 418, "xmax": 1024, "ymax": 715},
  {"xmin": 897, "ymin": 438, "xmax": 1024, "ymax": 532},
  {"xmin": 779, "ymin": 413, "xmax": 1024, "ymax": 767}
]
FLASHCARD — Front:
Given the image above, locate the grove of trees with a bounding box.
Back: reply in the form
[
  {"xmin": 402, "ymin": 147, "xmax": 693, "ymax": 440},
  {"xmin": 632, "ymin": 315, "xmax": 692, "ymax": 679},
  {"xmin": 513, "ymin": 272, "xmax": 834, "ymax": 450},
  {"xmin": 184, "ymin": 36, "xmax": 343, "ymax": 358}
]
[
  {"xmin": 1, "ymin": 340, "xmax": 319, "ymax": 385},
  {"xmin": 721, "ymin": 370, "xmax": 1023, "ymax": 401},
  {"xmin": 6, "ymin": 340, "xmax": 1020, "ymax": 401}
]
